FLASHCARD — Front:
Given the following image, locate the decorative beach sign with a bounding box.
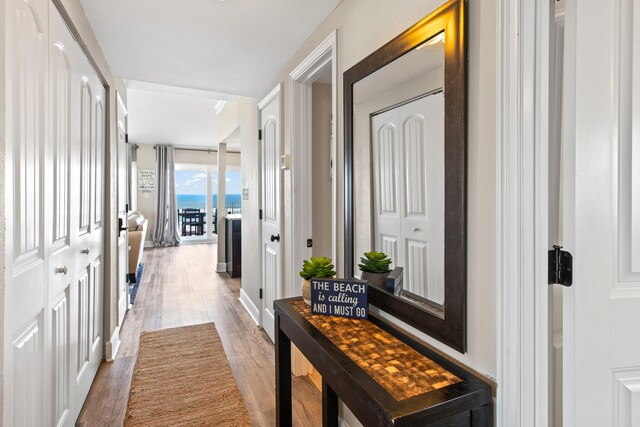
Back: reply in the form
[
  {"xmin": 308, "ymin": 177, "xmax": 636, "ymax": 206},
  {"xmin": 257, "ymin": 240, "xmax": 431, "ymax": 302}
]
[
  {"xmin": 138, "ymin": 169, "xmax": 156, "ymax": 191},
  {"xmin": 310, "ymin": 278, "xmax": 368, "ymax": 319}
]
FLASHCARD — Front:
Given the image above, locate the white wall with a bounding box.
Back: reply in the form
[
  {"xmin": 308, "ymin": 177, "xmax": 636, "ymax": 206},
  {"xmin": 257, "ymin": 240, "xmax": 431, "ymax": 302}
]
[
  {"xmin": 134, "ymin": 144, "xmax": 240, "ymax": 245},
  {"xmin": 237, "ymin": 98, "xmax": 260, "ymax": 305},
  {"xmin": 251, "ymin": 2, "xmax": 498, "ymax": 421},
  {"xmin": 218, "ymin": 101, "xmax": 239, "ymax": 142}
]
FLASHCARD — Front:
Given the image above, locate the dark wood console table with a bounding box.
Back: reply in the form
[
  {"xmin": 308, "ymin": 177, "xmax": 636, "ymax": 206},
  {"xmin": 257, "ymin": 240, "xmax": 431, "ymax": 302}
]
[
  {"xmin": 274, "ymin": 298, "xmax": 491, "ymax": 426},
  {"xmin": 225, "ymin": 215, "xmax": 241, "ymax": 278}
]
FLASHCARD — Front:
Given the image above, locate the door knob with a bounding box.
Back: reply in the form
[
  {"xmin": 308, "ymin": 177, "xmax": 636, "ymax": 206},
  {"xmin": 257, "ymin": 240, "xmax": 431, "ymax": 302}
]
[
  {"xmin": 270, "ymin": 234, "xmax": 280, "ymax": 242},
  {"xmin": 81, "ymin": 248, "xmax": 90, "ymax": 255},
  {"xmin": 56, "ymin": 266, "xmax": 68, "ymax": 275},
  {"xmin": 412, "ymin": 227, "xmax": 420, "ymax": 232}
]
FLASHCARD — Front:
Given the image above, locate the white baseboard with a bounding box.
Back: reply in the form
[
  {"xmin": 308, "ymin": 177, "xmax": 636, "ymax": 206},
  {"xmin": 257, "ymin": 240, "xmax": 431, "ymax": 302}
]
[
  {"xmin": 339, "ymin": 404, "xmax": 359, "ymax": 427},
  {"xmin": 216, "ymin": 262, "xmax": 227, "ymax": 272},
  {"xmin": 239, "ymin": 288, "xmax": 260, "ymax": 326},
  {"xmin": 105, "ymin": 326, "xmax": 121, "ymax": 362},
  {"xmin": 144, "ymin": 238, "xmax": 217, "ymax": 248},
  {"xmin": 292, "ymin": 346, "xmax": 313, "ymax": 376},
  {"xmin": 180, "ymin": 238, "xmax": 216, "ymax": 245}
]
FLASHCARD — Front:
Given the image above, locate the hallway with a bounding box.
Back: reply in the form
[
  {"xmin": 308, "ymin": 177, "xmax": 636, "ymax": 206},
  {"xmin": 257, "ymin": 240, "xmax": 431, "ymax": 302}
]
[{"xmin": 77, "ymin": 244, "xmax": 321, "ymax": 426}]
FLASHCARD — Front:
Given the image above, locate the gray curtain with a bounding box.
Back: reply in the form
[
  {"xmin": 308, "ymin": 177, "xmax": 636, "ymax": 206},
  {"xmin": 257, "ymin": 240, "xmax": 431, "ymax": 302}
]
[{"xmin": 152, "ymin": 145, "xmax": 181, "ymax": 246}]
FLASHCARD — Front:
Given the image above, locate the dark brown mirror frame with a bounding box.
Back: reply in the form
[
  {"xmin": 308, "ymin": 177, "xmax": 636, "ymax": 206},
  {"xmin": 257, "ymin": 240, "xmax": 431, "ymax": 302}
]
[{"xmin": 344, "ymin": 0, "xmax": 467, "ymax": 352}]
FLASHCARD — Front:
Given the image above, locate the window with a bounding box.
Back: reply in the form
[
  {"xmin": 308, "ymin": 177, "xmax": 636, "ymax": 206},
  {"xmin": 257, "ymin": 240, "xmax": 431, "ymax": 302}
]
[{"xmin": 175, "ymin": 167, "xmax": 211, "ymax": 238}]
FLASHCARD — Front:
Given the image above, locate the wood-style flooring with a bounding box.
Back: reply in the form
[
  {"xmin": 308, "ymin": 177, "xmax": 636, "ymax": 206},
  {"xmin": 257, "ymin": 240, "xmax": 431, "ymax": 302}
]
[{"xmin": 77, "ymin": 244, "xmax": 322, "ymax": 426}]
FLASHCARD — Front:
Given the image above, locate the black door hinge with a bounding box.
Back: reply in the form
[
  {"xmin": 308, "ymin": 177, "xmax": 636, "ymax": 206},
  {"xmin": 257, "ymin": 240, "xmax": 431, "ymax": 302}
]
[
  {"xmin": 548, "ymin": 245, "xmax": 573, "ymax": 287},
  {"xmin": 259, "ymin": 209, "xmax": 263, "ymax": 220},
  {"xmin": 125, "ymin": 133, "xmax": 129, "ymax": 143},
  {"xmin": 307, "ymin": 239, "xmax": 313, "ymax": 248},
  {"xmin": 259, "ymin": 288, "xmax": 263, "ymax": 299},
  {"xmin": 258, "ymin": 129, "xmax": 262, "ymax": 140}
]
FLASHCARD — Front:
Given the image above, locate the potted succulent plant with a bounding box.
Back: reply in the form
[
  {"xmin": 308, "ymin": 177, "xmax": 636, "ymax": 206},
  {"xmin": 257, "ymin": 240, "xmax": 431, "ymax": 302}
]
[
  {"xmin": 358, "ymin": 251, "xmax": 393, "ymax": 288},
  {"xmin": 299, "ymin": 256, "xmax": 336, "ymax": 306}
]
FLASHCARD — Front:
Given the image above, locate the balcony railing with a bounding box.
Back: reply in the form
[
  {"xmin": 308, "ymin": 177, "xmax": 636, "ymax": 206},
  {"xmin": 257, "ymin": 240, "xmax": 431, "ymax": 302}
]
[{"xmin": 176, "ymin": 200, "xmax": 242, "ymax": 236}]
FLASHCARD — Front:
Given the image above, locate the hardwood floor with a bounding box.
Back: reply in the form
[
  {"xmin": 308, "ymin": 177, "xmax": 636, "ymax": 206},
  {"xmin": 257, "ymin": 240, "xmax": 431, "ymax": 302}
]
[{"xmin": 77, "ymin": 244, "xmax": 322, "ymax": 426}]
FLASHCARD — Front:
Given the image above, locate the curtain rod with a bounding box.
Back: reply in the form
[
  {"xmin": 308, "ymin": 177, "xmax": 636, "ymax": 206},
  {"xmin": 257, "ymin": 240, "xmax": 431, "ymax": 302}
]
[{"xmin": 152, "ymin": 145, "xmax": 240, "ymax": 154}]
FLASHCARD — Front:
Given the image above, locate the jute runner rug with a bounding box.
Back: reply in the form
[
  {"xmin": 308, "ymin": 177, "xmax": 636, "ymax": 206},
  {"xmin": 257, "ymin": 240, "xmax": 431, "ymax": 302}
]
[{"xmin": 125, "ymin": 323, "xmax": 251, "ymax": 426}]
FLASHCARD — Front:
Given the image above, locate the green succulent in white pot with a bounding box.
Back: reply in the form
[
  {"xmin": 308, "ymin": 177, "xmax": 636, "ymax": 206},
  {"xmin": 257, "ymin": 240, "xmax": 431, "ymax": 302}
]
[
  {"xmin": 358, "ymin": 251, "xmax": 392, "ymax": 288},
  {"xmin": 299, "ymin": 256, "xmax": 336, "ymax": 306}
]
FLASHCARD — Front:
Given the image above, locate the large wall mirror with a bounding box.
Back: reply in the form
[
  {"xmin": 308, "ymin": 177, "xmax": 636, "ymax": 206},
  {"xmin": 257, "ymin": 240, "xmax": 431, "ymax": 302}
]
[{"xmin": 344, "ymin": 0, "xmax": 466, "ymax": 352}]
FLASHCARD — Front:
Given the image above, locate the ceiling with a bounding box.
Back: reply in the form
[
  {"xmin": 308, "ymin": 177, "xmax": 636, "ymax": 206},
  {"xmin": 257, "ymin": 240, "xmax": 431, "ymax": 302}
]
[
  {"xmin": 80, "ymin": 0, "xmax": 342, "ymax": 98},
  {"xmin": 128, "ymin": 87, "xmax": 230, "ymax": 149}
]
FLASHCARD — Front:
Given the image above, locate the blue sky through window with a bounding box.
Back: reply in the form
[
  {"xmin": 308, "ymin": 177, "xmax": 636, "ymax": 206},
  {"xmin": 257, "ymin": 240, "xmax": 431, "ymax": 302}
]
[{"xmin": 175, "ymin": 170, "xmax": 241, "ymax": 195}]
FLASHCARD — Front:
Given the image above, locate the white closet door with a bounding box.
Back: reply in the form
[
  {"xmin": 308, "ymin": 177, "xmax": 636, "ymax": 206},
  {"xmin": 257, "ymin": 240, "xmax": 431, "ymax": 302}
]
[
  {"xmin": 4, "ymin": 0, "xmax": 49, "ymax": 425},
  {"xmin": 564, "ymin": 0, "xmax": 640, "ymax": 424},
  {"xmin": 116, "ymin": 94, "xmax": 128, "ymax": 330},
  {"xmin": 4, "ymin": 3, "xmax": 105, "ymax": 425},
  {"xmin": 398, "ymin": 94, "xmax": 444, "ymax": 304},
  {"xmin": 48, "ymin": 9, "xmax": 77, "ymax": 427},
  {"xmin": 72, "ymin": 50, "xmax": 104, "ymax": 416},
  {"xmin": 372, "ymin": 109, "xmax": 403, "ymax": 271},
  {"xmin": 372, "ymin": 93, "xmax": 444, "ymax": 304}
]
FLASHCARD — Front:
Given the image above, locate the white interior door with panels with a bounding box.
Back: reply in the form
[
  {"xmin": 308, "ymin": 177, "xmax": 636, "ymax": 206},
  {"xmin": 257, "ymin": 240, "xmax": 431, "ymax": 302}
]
[
  {"xmin": 372, "ymin": 93, "xmax": 444, "ymax": 304},
  {"xmin": 116, "ymin": 94, "xmax": 129, "ymax": 328},
  {"xmin": 563, "ymin": 0, "xmax": 640, "ymax": 425},
  {"xmin": 4, "ymin": 0, "xmax": 49, "ymax": 424},
  {"xmin": 74, "ymin": 45, "xmax": 105, "ymax": 416},
  {"xmin": 259, "ymin": 85, "xmax": 282, "ymax": 343},
  {"xmin": 4, "ymin": 2, "xmax": 105, "ymax": 426}
]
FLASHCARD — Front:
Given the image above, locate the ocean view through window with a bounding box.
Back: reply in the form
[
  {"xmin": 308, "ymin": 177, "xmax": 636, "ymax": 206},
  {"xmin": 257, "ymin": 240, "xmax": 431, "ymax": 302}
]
[
  {"xmin": 175, "ymin": 194, "xmax": 242, "ymax": 212},
  {"xmin": 175, "ymin": 168, "xmax": 242, "ymax": 238}
]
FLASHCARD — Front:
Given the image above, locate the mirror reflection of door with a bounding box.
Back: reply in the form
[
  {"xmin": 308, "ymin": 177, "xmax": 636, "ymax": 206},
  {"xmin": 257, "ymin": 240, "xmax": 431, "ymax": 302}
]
[
  {"xmin": 353, "ymin": 35, "xmax": 445, "ymax": 308},
  {"xmin": 371, "ymin": 93, "xmax": 444, "ymax": 306}
]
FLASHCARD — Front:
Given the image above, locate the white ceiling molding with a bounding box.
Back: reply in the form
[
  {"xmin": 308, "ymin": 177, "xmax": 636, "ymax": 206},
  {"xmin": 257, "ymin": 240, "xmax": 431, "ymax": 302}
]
[{"xmin": 125, "ymin": 79, "xmax": 239, "ymax": 102}]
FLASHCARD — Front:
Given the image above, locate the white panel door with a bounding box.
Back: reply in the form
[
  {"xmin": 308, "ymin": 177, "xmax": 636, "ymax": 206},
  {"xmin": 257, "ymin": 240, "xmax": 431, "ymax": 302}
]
[
  {"xmin": 372, "ymin": 93, "xmax": 444, "ymax": 304},
  {"xmin": 116, "ymin": 94, "xmax": 128, "ymax": 327},
  {"xmin": 71, "ymin": 47, "xmax": 104, "ymax": 417},
  {"xmin": 5, "ymin": 4, "xmax": 105, "ymax": 425},
  {"xmin": 4, "ymin": 0, "xmax": 49, "ymax": 424},
  {"xmin": 260, "ymin": 93, "xmax": 282, "ymax": 343},
  {"xmin": 48, "ymin": 9, "xmax": 77, "ymax": 427},
  {"xmin": 372, "ymin": 109, "xmax": 402, "ymax": 271},
  {"xmin": 564, "ymin": 0, "xmax": 640, "ymax": 425},
  {"xmin": 399, "ymin": 94, "xmax": 444, "ymax": 304}
]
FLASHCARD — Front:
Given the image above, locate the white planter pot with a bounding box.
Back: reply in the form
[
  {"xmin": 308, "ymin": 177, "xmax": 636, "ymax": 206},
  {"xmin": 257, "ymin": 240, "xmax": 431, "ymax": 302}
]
[{"xmin": 301, "ymin": 279, "xmax": 312, "ymax": 306}]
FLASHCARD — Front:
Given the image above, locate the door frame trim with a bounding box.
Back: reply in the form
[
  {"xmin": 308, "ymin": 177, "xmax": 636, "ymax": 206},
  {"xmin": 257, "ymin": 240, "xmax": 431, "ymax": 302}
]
[
  {"xmin": 497, "ymin": 0, "xmax": 551, "ymax": 424},
  {"xmin": 257, "ymin": 83, "xmax": 283, "ymax": 331},
  {"xmin": 289, "ymin": 30, "xmax": 338, "ymax": 297}
]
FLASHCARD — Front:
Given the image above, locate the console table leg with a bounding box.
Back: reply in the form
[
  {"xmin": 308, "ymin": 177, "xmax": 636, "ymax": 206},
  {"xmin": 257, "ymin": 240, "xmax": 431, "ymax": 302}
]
[
  {"xmin": 275, "ymin": 313, "xmax": 292, "ymax": 427},
  {"xmin": 471, "ymin": 404, "xmax": 490, "ymax": 427},
  {"xmin": 322, "ymin": 379, "xmax": 339, "ymax": 427}
]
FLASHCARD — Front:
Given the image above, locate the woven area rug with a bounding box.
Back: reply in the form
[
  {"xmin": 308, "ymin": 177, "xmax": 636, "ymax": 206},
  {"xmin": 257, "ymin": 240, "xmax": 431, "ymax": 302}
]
[{"xmin": 125, "ymin": 323, "xmax": 251, "ymax": 426}]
